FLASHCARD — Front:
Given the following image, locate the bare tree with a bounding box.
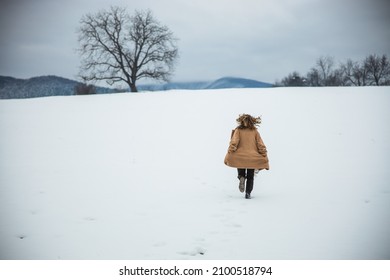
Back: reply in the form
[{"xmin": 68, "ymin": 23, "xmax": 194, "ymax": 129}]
[
  {"xmin": 306, "ymin": 68, "xmax": 321, "ymax": 86},
  {"xmin": 305, "ymin": 57, "xmax": 333, "ymax": 86},
  {"xmin": 364, "ymin": 54, "xmax": 390, "ymax": 86},
  {"xmin": 77, "ymin": 7, "xmax": 179, "ymax": 92},
  {"xmin": 317, "ymin": 56, "xmax": 337, "ymax": 86},
  {"xmin": 279, "ymin": 54, "xmax": 390, "ymax": 87},
  {"xmin": 75, "ymin": 83, "xmax": 96, "ymax": 95},
  {"xmin": 280, "ymin": 71, "xmax": 307, "ymax": 86},
  {"xmin": 306, "ymin": 56, "xmax": 344, "ymax": 86},
  {"xmin": 340, "ymin": 59, "xmax": 369, "ymax": 86}
]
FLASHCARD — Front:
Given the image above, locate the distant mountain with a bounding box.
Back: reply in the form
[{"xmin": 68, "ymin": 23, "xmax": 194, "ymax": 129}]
[
  {"xmin": 138, "ymin": 81, "xmax": 210, "ymax": 91},
  {"xmin": 205, "ymin": 77, "xmax": 273, "ymax": 89},
  {"xmin": 138, "ymin": 77, "xmax": 273, "ymax": 91},
  {"xmin": 0, "ymin": 75, "xmax": 77, "ymax": 99},
  {"xmin": 0, "ymin": 75, "xmax": 273, "ymax": 99},
  {"xmin": 0, "ymin": 75, "xmax": 114, "ymax": 99}
]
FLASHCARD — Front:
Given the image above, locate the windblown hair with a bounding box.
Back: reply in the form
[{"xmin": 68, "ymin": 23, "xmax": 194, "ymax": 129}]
[{"xmin": 236, "ymin": 114, "xmax": 261, "ymax": 130}]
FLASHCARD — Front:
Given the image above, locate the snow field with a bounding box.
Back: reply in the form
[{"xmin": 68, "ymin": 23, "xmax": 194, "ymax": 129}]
[{"xmin": 0, "ymin": 87, "xmax": 389, "ymax": 259}]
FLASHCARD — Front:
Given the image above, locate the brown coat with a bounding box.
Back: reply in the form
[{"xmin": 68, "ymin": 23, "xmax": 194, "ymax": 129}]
[{"xmin": 224, "ymin": 128, "xmax": 269, "ymax": 170}]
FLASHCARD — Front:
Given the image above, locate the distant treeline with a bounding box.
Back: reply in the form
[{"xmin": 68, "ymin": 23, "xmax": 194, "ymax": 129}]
[{"xmin": 276, "ymin": 54, "xmax": 390, "ymax": 87}]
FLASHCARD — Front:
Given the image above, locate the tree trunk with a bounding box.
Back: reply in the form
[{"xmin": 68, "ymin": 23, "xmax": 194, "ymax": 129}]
[{"xmin": 130, "ymin": 83, "xmax": 138, "ymax": 92}]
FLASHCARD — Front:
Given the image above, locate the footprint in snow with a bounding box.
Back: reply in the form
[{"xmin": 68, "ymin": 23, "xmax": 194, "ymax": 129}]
[{"xmin": 178, "ymin": 247, "xmax": 206, "ymax": 256}]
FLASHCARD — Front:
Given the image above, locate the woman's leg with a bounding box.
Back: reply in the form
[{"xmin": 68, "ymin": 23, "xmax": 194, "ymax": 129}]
[
  {"xmin": 237, "ymin": 169, "xmax": 246, "ymax": 193},
  {"xmin": 246, "ymin": 169, "xmax": 255, "ymax": 195},
  {"xmin": 237, "ymin": 168, "xmax": 246, "ymax": 179}
]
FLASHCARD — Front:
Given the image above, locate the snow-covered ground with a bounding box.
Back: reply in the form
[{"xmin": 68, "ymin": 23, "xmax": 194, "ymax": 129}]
[{"xmin": 0, "ymin": 87, "xmax": 389, "ymax": 260}]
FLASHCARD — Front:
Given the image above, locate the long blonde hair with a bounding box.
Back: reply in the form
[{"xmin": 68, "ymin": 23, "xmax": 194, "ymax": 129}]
[{"xmin": 236, "ymin": 114, "xmax": 261, "ymax": 130}]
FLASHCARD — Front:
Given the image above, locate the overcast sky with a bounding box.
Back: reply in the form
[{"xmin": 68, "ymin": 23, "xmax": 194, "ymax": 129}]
[{"xmin": 0, "ymin": 0, "xmax": 389, "ymax": 84}]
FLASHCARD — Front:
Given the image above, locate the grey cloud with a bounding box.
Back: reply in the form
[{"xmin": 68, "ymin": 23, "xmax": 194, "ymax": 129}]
[{"xmin": 0, "ymin": 0, "xmax": 389, "ymax": 84}]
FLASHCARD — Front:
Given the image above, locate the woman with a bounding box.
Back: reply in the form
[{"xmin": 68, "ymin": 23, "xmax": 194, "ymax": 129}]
[{"xmin": 224, "ymin": 114, "xmax": 269, "ymax": 199}]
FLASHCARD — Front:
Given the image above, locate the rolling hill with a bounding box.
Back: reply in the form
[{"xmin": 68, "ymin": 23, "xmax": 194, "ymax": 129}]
[{"xmin": 0, "ymin": 75, "xmax": 273, "ymax": 99}]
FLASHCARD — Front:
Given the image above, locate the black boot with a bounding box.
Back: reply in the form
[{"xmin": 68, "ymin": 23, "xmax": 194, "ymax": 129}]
[{"xmin": 245, "ymin": 193, "xmax": 251, "ymax": 199}]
